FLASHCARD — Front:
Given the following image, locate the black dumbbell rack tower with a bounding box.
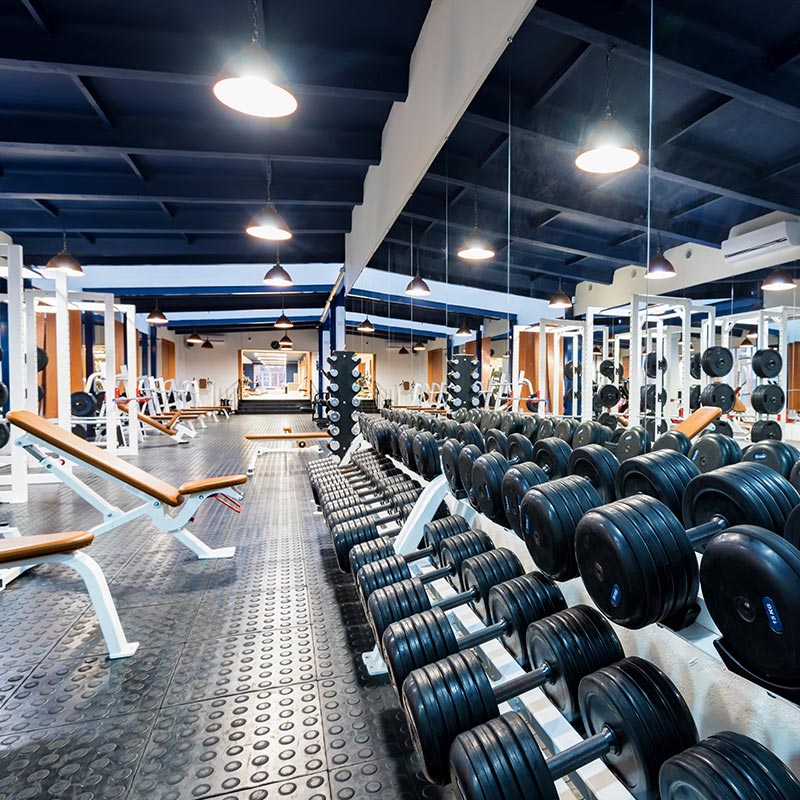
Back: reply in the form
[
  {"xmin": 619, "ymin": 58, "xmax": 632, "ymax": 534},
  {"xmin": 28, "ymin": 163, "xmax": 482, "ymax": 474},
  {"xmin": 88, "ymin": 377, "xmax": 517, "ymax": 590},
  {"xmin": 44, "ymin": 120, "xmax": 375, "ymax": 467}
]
[
  {"xmin": 325, "ymin": 351, "xmax": 362, "ymax": 456},
  {"xmin": 446, "ymin": 354, "xmax": 480, "ymax": 416}
]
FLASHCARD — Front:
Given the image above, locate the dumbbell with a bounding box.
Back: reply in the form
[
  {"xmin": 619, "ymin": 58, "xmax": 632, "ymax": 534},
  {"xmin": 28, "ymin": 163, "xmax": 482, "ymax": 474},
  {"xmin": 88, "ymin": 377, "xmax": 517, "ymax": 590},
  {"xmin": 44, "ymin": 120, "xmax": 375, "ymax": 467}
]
[
  {"xmin": 520, "ymin": 449, "xmax": 699, "ymax": 581},
  {"xmin": 323, "ymin": 484, "xmax": 421, "ymax": 527},
  {"xmin": 329, "ymin": 495, "xmax": 446, "ymax": 572},
  {"xmin": 501, "ymin": 443, "xmax": 620, "ymax": 536},
  {"xmin": 411, "ymin": 424, "xmax": 461, "ymax": 480},
  {"xmin": 449, "ymin": 656, "xmax": 698, "ymax": 800},
  {"xmin": 699, "ymin": 524, "xmax": 800, "ymax": 692},
  {"xmin": 356, "ymin": 528, "xmax": 494, "ymax": 606},
  {"xmin": 366, "ymin": 547, "xmax": 524, "ymax": 645},
  {"xmin": 684, "ymin": 432, "xmax": 742, "ymax": 472},
  {"xmin": 348, "ymin": 514, "xmax": 470, "ymax": 575},
  {"xmin": 441, "ymin": 424, "xmax": 492, "ymax": 498},
  {"xmin": 660, "ymin": 731, "xmax": 800, "ymax": 799},
  {"xmin": 381, "ymin": 571, "xmax": 566, "ymax": 692},
  {"xmin": 402, "ymin": 605, "xmax": 625, "ymax": 785},
  {"xmin": 575, "ymin": 461, "xmax": 799, "ymax": 630},
  {"xmin": 318, "ymin": 469, "xmax": 417, "ymax": 506}
]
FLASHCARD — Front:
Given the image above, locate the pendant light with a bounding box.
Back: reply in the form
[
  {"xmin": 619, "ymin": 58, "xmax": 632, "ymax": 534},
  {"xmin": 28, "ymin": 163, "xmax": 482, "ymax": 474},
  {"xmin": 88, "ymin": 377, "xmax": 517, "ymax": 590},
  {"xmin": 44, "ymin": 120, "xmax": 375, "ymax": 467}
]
[
  {"xmin": 741, "ymin": 332, "xmax": 756, "ymax": 347},
  {"xmin": 246, "ymin": 159, "xmax": 292, "ymax": 241},
  {"xmin": 762, "ymin": 268, "xmax": 795, "ymax": 292},
  {"xmin": 146, "ymin": 299, "xmax": 168, "ymax": 326},
  {"xmin": 413, "ymin": 340, "xmax": 426, "ymax": 352},
  {"xmin": 398, "ymin": 345, "xmax": 409, "ymax": 355},
  {"xmin": 213, "ymin": 0, "xmax": 297, "ymax": 118},
  {"xmin": 455, "ymin": 322, "xmax": 472, "ymax": 338},
  {"xmin": 575, "ymin": 48, "xmax": 639, "ymax": 174},
  {"xmin": 405, "ymin": 224, "xmax": 431, "ymax": 297},
  {"xmin": 274, "ymin": 293, "xmax": 293, "ymax": 328},
  {"xmin": 186, "ymin": 330, "xmax": 204, "ymax": 345},
  {"xmin": 357, "ymin": 317, "xmax": 375, "ymax": 334},
  {"xmin": 46, "ymin": 233, "xmax": 84, "ymax": 277},
  {"xmin": 457, "ymin": 187, "xmax": 494, "ymax": 260},
  {"xmin": 263, "ymin": 244, "xmax": 293, "ymax": 287},
  {"xmin": 201, "ymin": 338, "xmax": 214, "ymax": 349},
  {"xmin": 646, "ymin": 233, "xmax": 676, "ymax": 280},
  {"xmin": 548, "ymin": 279, "xmax": 572, "ymax": 310},
  {"xmin": 279, "ymin": 332, "xmax": 293, "ymax": 349}
]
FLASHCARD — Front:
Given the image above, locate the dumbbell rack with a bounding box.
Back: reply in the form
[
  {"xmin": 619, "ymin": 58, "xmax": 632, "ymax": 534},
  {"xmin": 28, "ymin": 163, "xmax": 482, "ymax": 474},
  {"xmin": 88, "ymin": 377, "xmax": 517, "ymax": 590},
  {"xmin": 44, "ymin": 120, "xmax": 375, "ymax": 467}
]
[
  {"xmin": 326, "ymin": 351, "xmax": 362, "ymax": 456},
  {"xmin": 446, "ymin": 354, "xmax": 480, "ymax": 416},
  {"xmin": 377, "ymin": 450, "xmax": 800, "ymax": 787}
]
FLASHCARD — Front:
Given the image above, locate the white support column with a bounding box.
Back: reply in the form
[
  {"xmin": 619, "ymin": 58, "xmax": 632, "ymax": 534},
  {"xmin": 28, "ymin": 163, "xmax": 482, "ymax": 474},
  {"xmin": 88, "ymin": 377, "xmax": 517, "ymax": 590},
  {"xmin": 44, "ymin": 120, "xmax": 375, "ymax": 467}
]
[
  {"xmin": 123, "ymin": 304, "xmax": 138, "ymax": 455},
  {"xmin": 104, "ymin": 296, "xmax": 117, "ymax": 454},
  {"xmin": 7, "ymin": 244, "xmax": 28, "ymax": 502},
  {"xmin": 345, "ymin": 0, "xmax": 536, "ymax": 288},
  {"xmin": 54, "ymin": 271, "xmax": 71, "ymax": 431}
]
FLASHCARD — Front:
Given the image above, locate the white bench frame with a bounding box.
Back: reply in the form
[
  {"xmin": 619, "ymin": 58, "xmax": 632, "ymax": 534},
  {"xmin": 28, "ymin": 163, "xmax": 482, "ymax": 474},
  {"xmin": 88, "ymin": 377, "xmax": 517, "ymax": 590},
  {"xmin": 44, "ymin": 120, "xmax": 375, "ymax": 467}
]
[{"xmin": 16, "ymin": 433, "xmax": 241, "ymax": 560}]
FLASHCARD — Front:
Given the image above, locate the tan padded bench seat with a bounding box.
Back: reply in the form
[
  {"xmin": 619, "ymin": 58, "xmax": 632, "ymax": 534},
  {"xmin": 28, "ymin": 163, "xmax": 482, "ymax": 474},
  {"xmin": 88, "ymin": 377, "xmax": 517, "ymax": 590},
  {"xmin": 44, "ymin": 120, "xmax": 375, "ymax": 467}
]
[
  {"xmin": 118, "ymin": 403, "xmax": 177, "ymax": 436},
  {"xmin": 0, "ymin": 530, "xmax": 93, "ymax": 563},
  {"xmin": 673, "ymin": 406, "xmax": 722, "ymax": 438},
  {"xmin": 7, "ymin": 410, "xmax": 247, "ymax": 508},
  {"xmin": 179, "ymin": 475, "xmax": 248, "ymax": 495},
  {"xmin": 245, "ymin": 431, "xmax": 331, "ymax": 440}
]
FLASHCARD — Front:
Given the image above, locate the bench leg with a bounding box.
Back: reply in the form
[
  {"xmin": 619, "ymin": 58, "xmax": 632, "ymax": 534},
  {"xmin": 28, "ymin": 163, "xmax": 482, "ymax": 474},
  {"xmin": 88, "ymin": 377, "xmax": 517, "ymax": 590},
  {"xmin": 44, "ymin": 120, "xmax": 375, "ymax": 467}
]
[
  {"xmin": 169, "ymin": 526, "xmax": 236, "ymax": 559},
  {"xmin": 64, "ymin": 551, "xmax": 139, "ymax": 659}
]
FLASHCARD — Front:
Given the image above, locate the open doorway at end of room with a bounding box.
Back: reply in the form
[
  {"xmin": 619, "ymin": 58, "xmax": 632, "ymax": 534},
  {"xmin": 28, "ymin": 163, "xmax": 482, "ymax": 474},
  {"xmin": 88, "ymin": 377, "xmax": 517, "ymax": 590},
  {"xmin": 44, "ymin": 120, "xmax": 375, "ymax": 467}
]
[{"xmin": 240, "ymin": 349, "xmax": 312, "ymax": 401}]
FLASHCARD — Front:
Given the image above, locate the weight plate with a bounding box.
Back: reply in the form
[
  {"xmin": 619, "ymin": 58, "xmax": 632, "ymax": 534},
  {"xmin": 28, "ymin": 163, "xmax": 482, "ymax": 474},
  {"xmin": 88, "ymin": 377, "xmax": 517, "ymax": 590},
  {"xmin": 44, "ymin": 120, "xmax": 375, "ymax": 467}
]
[
  {"xmin": 701, "ymin": 526, "xmax": 800, "ymax": 684},
  {"xmin": 564, "ymin": 360, "xmax": 581, "ymax": 381},
  {"xmin": 458, "ymin": 444, "xmax": 483, "ymax": 509},
  {"xmin": 598, "ymin": 384, "xmax": 621, "ymax": 408},
  {"xmin": 690, "ymin": 353, "xmax": 702, "ymax": 381},
  {"xmin": 484, "ymin": 428, "xmax": 508, "ymax": 456},
  {"xmin": 701, "ymin": 346, "xmax": 733, "ymax": 377},
  {"xmin": 0, "ymin": 382, "xmax": 8, "ymax": 408},
  {"xmin": 689, "ymin": 384, "xmax": 701, "ymax": 411},
  {"xmin": 700, "ymin": 382, "xmax": 735, "ymax": 413},
  {"xmin": 568, "ymin": 444, "xmax": 620, "ymax": 504},
  {"xmin": 645, "ymin": 352, "xmax": 668, "ymax": 379},
  {"xmin": 472, "ymin": 452, "xmax": 510, "ymax": 523},
  {"xmin": 616, "ymin": 426, "xmax": 651, "ymax": 462},
  {"xmin": 457, "ymin": 422, "xmax": 484, "ymax": 448},
  {"xmin": 36, "ymin": 346, "xmax": 49, "ymax": 372},
  {"xmin": 536, "ymin": 418, "xmax": 556, "ymax": 440},
  {"xmin": 643, "ymin": 416, "xmax": 669, "ymax": 440},
  {"xmin": 507, "ymin": 432, "xmax": 534, "ymax": 463},
  {"xmin": 742, "ymin": 440, "xmax": 800, "ymax": 478},
  {"xmin": 704, "ymin": 418, "xmax": 734, "ymax": 437},
  {"xmin": 752, "ymin": 348, "xmax": 783, "ymax": 379},
  {"xmin": 598, "ymin": 412, "xmax": 618, "ymax": 430},
  {"xmin": 533, "ymin": 436, "xmax": 572, "ymax": 479},
  {"xmin": 599, "ymin": 359, "xmax": 617, "ymax": 380},
  {"xmin": 554, "ymin": 418, "xmax": 578, "ymax": 443},
  {"xmin": 751, "ymin": 383, "xmax": 786, "ymax": 415},
  {"xmin": 573, "ymin": 420, "xmax": 611, "ymax": 449},
  {"xmin": 501, "ymin": 463, "xmax": 549, "ymax": 537},
  {"xmin": 640, "ymin": 384, "xmax": 667, "ymax": 412},
  {"xmin": 0, "ymin": 423, "xmax": 9, "ymax": 449},
  {"xmin": 751, "ymin": 418, "xmax": 782, "ymax": 442},
  {"xmin": 70, "ymin": 391, "xmax": 96, "ymax": 417},
  {"xmin": 653, "ymin": 430, "xmax": 691, "ymax": 456},
  {"xmin": 441, "ymin": 438, "xmax": 465, "ymax": 495},
  {"xmin": 616, "ymin": 450, "xmax": 699, "ymax": 516}
]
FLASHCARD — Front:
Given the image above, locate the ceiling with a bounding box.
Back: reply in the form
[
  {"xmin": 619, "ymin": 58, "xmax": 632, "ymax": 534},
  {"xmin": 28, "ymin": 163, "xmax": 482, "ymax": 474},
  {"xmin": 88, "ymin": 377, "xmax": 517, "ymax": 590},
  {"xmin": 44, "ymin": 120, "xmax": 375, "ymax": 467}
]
[
  {"xmin": 368, "ymin": 0, "xmax": 800, "ymax": 305},
  {"xmin": 4, "ymin": 0, "xmax": 800, "ymax": 331}
]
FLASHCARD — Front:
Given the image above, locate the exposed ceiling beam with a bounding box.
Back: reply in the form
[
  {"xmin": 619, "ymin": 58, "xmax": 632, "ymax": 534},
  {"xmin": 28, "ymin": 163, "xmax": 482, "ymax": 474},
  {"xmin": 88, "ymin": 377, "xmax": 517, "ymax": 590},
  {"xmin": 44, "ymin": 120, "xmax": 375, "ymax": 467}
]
[
  {"xmin": 31, "ymin": 198, "xmax": 58, "ymax": 217},
  {"xmin": 533, "ymin": 3, "xmax": 800, "ymax": 125},
  {"xmin": 0, "ymin": 174, "xmax": 364, "ymax": 205},
  {"xmin": 0, "ymin": 115, "xmax": 380, "ymax": 167},
  {"xmin": 18, "ymin": 0, "xmax": 51, "ymax": 35},
  {"xmin": 120, "ymin": 153, "xmax": 147, "ymax": 181},
  {"xmin": 71, "ymin": 75, "xmax": 113, "ymax": 128},
  {"xmin": 345, "ymin": 0, "xmax": 536, "ymax": 289}
]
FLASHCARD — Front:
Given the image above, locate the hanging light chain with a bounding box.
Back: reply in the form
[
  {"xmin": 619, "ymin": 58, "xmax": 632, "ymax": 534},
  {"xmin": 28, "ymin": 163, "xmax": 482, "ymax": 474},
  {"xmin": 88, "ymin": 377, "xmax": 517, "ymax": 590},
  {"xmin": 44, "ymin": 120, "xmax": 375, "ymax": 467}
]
[
  {"xmin": 473, "ymin": 185, "xmax": 479, "ymax": 230},
  {"xmin": 266, "ymin": 158, "xmax": 272, "ymax": 202},
  {"xmin": 605, "ymin": 45, "xmax": 616, "ymax": 116},
  {"xmin": 251, "ymin": 0, "xmax": 260, "ymax": 42}
]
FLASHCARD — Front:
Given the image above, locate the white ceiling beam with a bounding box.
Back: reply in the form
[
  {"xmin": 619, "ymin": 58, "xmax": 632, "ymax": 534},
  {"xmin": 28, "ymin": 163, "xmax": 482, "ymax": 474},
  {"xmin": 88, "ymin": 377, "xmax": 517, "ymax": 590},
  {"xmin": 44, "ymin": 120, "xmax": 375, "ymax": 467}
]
[{"xmin": 344, "ymin": 0, "xmax": 536, "ymax": 289}]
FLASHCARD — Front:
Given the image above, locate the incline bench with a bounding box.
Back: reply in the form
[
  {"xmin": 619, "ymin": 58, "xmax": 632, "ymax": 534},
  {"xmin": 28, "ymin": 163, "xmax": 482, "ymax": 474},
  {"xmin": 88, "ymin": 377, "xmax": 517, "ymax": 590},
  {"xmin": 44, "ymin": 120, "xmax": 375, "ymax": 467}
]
[
  {"xmin": 0, "ymin": 530, "xmax": 138, "ymax": 659},
  {"xmin": 7, "ymin": 410, "xmax": 247, "ymax": 560}
]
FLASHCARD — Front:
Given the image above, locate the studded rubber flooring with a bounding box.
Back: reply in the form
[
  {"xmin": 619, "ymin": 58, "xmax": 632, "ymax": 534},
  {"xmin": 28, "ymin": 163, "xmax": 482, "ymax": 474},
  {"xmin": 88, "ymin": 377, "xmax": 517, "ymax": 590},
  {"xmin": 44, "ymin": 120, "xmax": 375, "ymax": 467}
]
[{"xmin": 0, "ymin": 415, "xmax": 450, "ymax": 800}]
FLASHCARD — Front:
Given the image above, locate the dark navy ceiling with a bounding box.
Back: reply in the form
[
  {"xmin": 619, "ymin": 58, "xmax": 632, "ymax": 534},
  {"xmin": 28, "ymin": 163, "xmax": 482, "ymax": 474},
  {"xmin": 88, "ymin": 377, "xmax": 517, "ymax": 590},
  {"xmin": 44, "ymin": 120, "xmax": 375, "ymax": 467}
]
[
  {"xmin": 369, "ymin": 0, "xmax": 800, "ymax": 303},
  {"xmin": 0, "ymin": 0, "xmax": 430, "ymax": 265}
]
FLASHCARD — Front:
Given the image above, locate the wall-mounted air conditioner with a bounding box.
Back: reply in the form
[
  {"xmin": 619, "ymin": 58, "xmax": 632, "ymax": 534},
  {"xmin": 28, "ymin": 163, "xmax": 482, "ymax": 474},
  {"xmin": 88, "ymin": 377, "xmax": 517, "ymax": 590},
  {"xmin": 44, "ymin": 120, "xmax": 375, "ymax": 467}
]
[{"xmin": 721, "ymin": 220, "xmax": 800, "ymax": 262}]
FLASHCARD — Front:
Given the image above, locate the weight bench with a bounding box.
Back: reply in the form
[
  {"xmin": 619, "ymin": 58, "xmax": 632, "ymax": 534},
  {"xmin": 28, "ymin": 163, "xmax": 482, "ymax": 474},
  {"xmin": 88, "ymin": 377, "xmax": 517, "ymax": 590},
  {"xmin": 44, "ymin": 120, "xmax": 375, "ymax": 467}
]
[
  {"xmin": 672, "ymin": 406, "xmax": 722, "ymax": 436},
  {"xmin": 0, "ymin": 530, "xmax": 137, "ymax": 659},
  {"xmin": 7, "ymin": 410, "xmax": 247, "ymax": 560},
  {"xmin": 118, "ymin": 403, "xmax": 194, "ymax": 444}
]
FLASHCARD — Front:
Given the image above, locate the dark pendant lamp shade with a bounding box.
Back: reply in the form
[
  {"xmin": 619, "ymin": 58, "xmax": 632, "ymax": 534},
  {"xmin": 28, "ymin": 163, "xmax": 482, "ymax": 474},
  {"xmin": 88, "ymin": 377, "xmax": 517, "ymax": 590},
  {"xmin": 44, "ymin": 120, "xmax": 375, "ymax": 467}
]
[
  {"xmin": 762, "ymin": 268, "xmax": 795, "ymax": 292},
  {"xmin": 548, "ymin": 288, "xmax": 572, "ymax": 310},
  {"xmin": 274, "ymin": 312, "xmax": 293, "ymax": 329},
  {"xmin": 186, "ymin": 330, "xmax": 204, "ymax": 345},
  {"xmin": 46, "ymin": 233, "xmax": 84, "ymax": 277},
  {"xmin": 279, "ymin": 332, "xmax": 293, "ymax": 349},
  {"xmin": 455, "ymin": 323, "xmax": 472, "ymax": 338},
  {"xmin": 263, "ymin": 248, "xmax": 293, "ymax": 287},
  {"xmin": 146, "ymin": 302, "xmax": 168, "ymax": 326},
  {"xmin": 201, "ymin": 339, "xmax": 214, "ymax": 349},
  {"xmin": 412, "ymin": 340, "xmax": 426, "ymax": 352},
  {"xmin": 405, "ymin": 273, "xmax": 431, "ymax": 297},
  {"xmin": 357, "ymin": 317, "xmax": 375, "ymax": 334},
  {"xmin": 647, "ymin": 234, "xmax": 676, "ymax": 280},
  {"xmin": 398, "ymin": 345, "xmax": 409, "ymax": 355},
  {"xmin": 246, "ymin": 203, "xmax": 292, "ymax": 241}
]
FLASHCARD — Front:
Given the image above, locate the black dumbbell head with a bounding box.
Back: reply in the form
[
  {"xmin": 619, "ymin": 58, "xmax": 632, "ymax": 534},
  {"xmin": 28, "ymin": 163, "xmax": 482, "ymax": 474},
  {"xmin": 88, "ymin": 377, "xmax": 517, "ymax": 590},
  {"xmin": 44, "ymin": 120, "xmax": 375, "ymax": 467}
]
[
  {"xmin": 367, "ymin": 577, "xmax": 431, "ymax": 643},
  {"xmin": 500, "ymin": 462, "xmax": 549, "ymax": 537},
  {"xmin": 526, "ymin": 605, "xmax": 623, "ymax": 723},
  {"xmin": 460, "ymin": 548, "xmax": 524, "ymax": 623},
  {"xmin": 438, "ymin": 529, "xmax": 495, "ymax": 592},
  {"xmin": 520, "ymin": 476, "xmax": 602, "ymax": 581},
  {"xmin": 568, "ymin": 444, "xmax": 620, "ymax": 504},
  {"xmin": 615, "ymin": 450, "xmax": 700, "ymax": 518}
]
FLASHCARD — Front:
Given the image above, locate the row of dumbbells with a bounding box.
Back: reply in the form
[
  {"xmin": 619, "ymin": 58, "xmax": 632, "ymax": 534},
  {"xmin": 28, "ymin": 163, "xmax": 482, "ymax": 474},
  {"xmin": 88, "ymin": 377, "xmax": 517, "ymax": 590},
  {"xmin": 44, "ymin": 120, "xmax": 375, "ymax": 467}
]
[
  {"xmin": 305, "ymin": 455, "xmax": 799, "ymax": 798},
  {"xmin": 364, "ymin": 409, "xmax": 800, "ymax": 695}
]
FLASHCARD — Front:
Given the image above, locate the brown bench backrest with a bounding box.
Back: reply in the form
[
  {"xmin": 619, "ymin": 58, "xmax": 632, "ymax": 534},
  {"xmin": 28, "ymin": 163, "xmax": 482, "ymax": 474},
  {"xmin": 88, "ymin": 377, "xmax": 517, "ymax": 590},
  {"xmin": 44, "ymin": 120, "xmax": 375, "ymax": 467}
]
[
  {"xmin": 7, "ymin": 410, "xmax": 184, "ymax": 507},
  {"xmin": 672, "ymin": 406, "xmax": 722, "ymax": 438}
]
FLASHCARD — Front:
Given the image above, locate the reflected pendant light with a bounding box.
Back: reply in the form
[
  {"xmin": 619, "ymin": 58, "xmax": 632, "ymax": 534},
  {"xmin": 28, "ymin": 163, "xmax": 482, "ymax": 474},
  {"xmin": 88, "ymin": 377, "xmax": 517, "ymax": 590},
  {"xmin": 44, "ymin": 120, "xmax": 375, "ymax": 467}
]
[
  {"xmin": 279, "ymin": 332, "xmax": 293, "ymax": 349},
  {"xmin": 263, "ymin": 244, "xmax": 293, "ymax": 287},
  {"xmin": 357, "ymin": 317, "xmax": 375, "ymax": 334},
  {"xmin": 405, "ymin": 224, "xmax": 431, "ymax": 296},
  {"xmin": 213, "ymin": 1, "xmax": 297, "ymax": 118},
  {"xmin": 457, "ymin": 187, "xmax": 494, "ymax": 261},
  {"xmin": 762, "ymin": 268, "xmax": 795, "ymax": 292},
  {"xmin": 548, "ymin": 279, "xmax": 572, "ymax": 310},
  {"xmin": 576, "ymin": 48, "xmax": 639, "ymax": 174},
  {"xmin": 455, "ymin": 322, "xmax": 472, "ymax": 338},
  {"xmin": 274, "ymin": 293, "xmax": 293, "ymax": 328},
  {"xmin": 741, "ymin": 332, "xmax": 756, "ymax": 347},
  {"xmin": 646, "ymin": 233, "xmax": 676, "ymax": 280},
  {"xmin": 246, "ymin": 159, "xmax": 292, "ymax": 241},
  {"xmin": 187, "ymin": 330, "xmax": 204, "ymax": 345},
  {"xmin": 46, "ymin": 233, "xmax": 84, "ymax": 277},
  {"xmin": 413, "ymin": 340, "xmax": 426, "ymax": 352},
  {"xmin": 201, "ymin": 339, "xmax": 214, "ymax": 349},
  {"xmin": 146, "ymin": 300, "xmax": 168, "ymax": 326},
  {"xmin": 398, "ymin": 345, "xmax": 409, "ymax": 355}
]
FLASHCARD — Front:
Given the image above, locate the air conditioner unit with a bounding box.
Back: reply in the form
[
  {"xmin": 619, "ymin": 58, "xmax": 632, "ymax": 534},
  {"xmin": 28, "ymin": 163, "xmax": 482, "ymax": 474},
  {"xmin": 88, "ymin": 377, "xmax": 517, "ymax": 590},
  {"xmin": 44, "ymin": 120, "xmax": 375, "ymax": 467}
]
[{"xmin": 721, "ymin": 220, "xmax": 800, "ymax": 262}]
